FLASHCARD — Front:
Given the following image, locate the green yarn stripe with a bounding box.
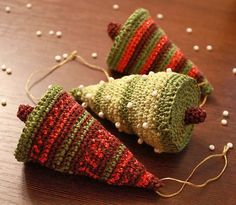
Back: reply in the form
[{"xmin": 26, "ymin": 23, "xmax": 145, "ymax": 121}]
[{"xmin": 14, "ymin": 85, "xmax": 63, "ymax": 162}]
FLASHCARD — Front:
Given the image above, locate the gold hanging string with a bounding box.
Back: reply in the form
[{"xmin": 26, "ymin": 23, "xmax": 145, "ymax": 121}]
[
  {"xmin": 25, "ymin": 50, "xmax": 110, "ymax": 104},
  {"xmin": 156, "ymin": 145, "xmax": 230, "ymax": 198}
]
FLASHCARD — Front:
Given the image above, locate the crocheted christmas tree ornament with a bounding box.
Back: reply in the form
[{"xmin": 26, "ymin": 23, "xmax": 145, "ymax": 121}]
[
  {"xmin": 14, "ymin": 85, "xmax": 162, "ymax": 191},
  {"xmin": 106, "ymin": 8, "xmax": 213, "ymax": 97},
  {"xmin": 71, "ymin": 72, "xmax": 206, "ymax": 153}
]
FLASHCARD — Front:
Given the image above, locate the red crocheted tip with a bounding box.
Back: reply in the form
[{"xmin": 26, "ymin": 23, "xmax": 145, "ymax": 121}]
[
  {"xmin": 184, "ymin": 107, "xmax": 207, "ymax": 125},
  {"xmin": 17, "ymin": 104, "xmax": 34, "ymax": 122},
  {"xmin": 107, "ymin": 22, "xmax": 121, "ymax": 40}
]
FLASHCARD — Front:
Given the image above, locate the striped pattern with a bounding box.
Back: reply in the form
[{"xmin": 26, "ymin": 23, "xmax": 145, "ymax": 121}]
[
  {"xmin": 14, "ymin": 85, "xmax": 161, "ymax": 191},
  {"xmin": 71, "ymin": 72, "xmax": 204, "ymax": 153},
  {"xmin": 107, "ymin": 8, "xmax": 213, "ymax": 96}
]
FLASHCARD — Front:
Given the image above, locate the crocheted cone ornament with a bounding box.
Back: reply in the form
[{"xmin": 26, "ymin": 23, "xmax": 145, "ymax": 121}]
[
  {"xmin": 106, "ymin": 8, "xmax": 213, "ymax": 97},
  {"xmin": 14, "ymin": 85, "xmax": 162, "ymax": 191},
  {"xmin": 71, "ymin": 72, "xmax": 206, "ymax": 153}
]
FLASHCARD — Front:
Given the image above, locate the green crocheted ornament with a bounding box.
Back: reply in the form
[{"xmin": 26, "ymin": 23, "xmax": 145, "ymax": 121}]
[
  {"xmin": 106, "ymin": 8, "xmax": 213, "ymax": 97},
  {"xmin": 71, "ymin": 72, "xmax": 206, "ymax": 153}
]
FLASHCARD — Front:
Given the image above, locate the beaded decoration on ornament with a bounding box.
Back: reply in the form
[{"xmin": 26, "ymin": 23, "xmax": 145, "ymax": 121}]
[
  {"xmin": 106, "ymin": 8, "xmax": 213, "ymax": 97},
  {"xmin": 71, "ymin": 72, "xmax": 206, "ymax": 153}
]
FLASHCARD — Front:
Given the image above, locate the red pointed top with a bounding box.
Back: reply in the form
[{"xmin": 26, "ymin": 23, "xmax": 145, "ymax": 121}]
[
  {"xmin": 17, "ymin": 104, "xmax": 34, "ymax": 122},
  {"xmin": 107, "ymin": 22, "xmax": 121, "ymax": 40}
]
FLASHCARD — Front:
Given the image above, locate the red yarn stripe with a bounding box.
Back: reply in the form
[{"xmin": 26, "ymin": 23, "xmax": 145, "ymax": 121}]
[
  {"xmin": 139, "ymin": 35, "xmax": 168, "ymax": 74},
  {"xmin": 166, "ymin": 49, "xmax": 183, "ymax": 71},
  {"xmin": 188, "ymin": 67, "xmax": 204, "ymax": 82},
  {"xmin": 117, "ymin": 17, "xmax": 154, "ymax": 73}
]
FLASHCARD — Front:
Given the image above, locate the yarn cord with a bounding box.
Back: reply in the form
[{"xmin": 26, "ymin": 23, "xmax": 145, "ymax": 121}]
[
  {"xmin": 156, "ymin": 145, "xmax": 230, "ymax": 198},
  {"xmin": 25, "ymin": 50, "xmax": 110, "ymax": 104}
]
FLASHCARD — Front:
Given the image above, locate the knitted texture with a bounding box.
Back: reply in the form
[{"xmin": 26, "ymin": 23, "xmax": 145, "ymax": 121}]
[
  {"xmin": 106, "ymin": 8, "xmax": 213, "ymax": 97},
  {"xmin": 14, "ymin": 85, "xmax": 162, "ymax": 191},
  {"xmin": 71, "ymin": 72, "xmax": 205, "ymax": 153}
]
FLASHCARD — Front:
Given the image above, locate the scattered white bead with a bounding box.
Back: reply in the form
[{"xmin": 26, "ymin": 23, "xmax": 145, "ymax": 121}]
[
  {"xmin": 5, "ymin": 6, "xmax": 11, "ymax": 13},
  {"xmin": 127, "ymin": 102, "xmax": 133, "ymax": 108},
  {"xmin": 26, "ymin": 3, "xmax": 32, "ymax": 9},
  {"xmin": 206, "ymin": 45, "xmax": 213, "ymax": 51},
  {"xmin": 98, "ymin": 111, "xmax": 104, "ymax": 118},
  {"xmin": 221, "ymin": 119, "xmax": 228, "ymax": 126},
  {"xmin": 62, "ymin": 53, "xmax": 68, "ymax": 59},
  {"xmin": 142, "ymin": 122, "xmax": 149, "ymax": 129},
  {"xmin": 137, "ymin": 138, "xmax": 143, "ymax": 144},
  {"xmin": 193, "ymin": 45, "xmax": 200, "ymax": 51},
  {"xmin": 1, "ymin": 64, "xmax": 6, "ymax": 71},
  {"xmin": 79, "ymin": 84, "xmax": 84, "ymax": 89},
  {"xmin": 56, "ymin": 31, "xmax": 62, "ymax": 38},
  {"xmin": 157, "ymin": 13, "xmax": 164, "ymax": 20},
  {"xmin": 227, "ymin": 142, "xmax": 233, "ymax": 149},
  {"xmin": 186, "ymin": 27, "xmax": 192, "ymax": 33},
  {"xmin": 166, "ymin": 68, "xmax": 172, "ymax": 72},
  {"xmin": 149, "ymin": 71, "xmax": 154, "ymax": 75},
  {"xmin": 36, "ymin": 30, "xmax": 42, "ymax": 37},
  {"xmin": 55, "ymin": 55, "xmax": 62, "ymax": 62},
  {"xmin": 99, "ymin": 80, "xmax": 105, "ymax": 85},
  {"xmin": 154, "ymin": 148, "xmax": 161, "ymax": 153},
  {"xmin": 222, "ymin": 110, "xmax": 229, "ymax": 117},
  {"xmin": 48, "ymin": 84, "xmax": 52, "ymax": 89},
  {"xmin": 6, "ymin": 68, "xmax": 12, "ymax": 75},
  {"xmin": 109, "ymin": 77, "xmax": 114, "ymax": 81},
  {"xmin": 232, "ymin": 68, "xmax": 236, "ymax": 75},
  {"xmin": 1, "ymin": 98, "xmax": 7, "ymax": 106},
  {"xmin": 151, "ymin": 90, "xmax": 158, "ymax": 97},
  {"xmin": 85, "ymin": 93, "xmax": 92, "ymax": 99},
  {"xmin": 49, "ymin": 30, "xmax": 54, "ymax": 35},
  {"xmin": 209, "ymin": 144, "xmax": 215, "ymax": 151},
  {"xmin": 113, "ymin": 4, "xmax": 119, "ymax": 10},
  {"xmin": 115, "ymin": 122, "xmax": 121, "ymax": 128},
  {"xmin": 81, "ymin": 102, "xmax": 87, "ymax": 108},
  {"xmin": 91, "ymin": 52, "xmax": 97, "ymax": 59}
]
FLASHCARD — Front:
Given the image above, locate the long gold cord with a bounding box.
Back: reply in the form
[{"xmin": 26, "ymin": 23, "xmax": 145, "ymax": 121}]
[
  {"xmin": 156, "ymin": 145, "xmax": 230, "ymax": 198},
  {"xmin": 25, "ymin": 50, "xmax": 109, "ymax": 104}
]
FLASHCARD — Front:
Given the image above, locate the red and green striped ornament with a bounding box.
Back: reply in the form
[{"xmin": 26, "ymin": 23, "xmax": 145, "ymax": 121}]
[
  {"xmin": 14, "ymin": 85, "xmax": 162, "ymax": 191},
  {"xmin": 106, "ymin": 8, "xmax": 213, "ymax": 97}
]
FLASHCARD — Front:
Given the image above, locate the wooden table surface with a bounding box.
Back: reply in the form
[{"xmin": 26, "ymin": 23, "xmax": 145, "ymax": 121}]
[{"xmin": 0, "ymin": 0, "xmax": 235, "ymax": 204}]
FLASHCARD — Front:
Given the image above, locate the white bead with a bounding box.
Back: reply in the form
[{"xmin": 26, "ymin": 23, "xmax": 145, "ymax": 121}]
[
  {"xmin": 6, "ymin": 68, "xmax": 12, "ymax": 74},
  {"xmin": 209, "ymin": 144, "xmax": 215, "ymax": 151},
  {"xmin": 85, "ymin": 93, "xmax": 92, "ymax": 99},
  {"xmin": 79, "ymin": 84, "xmax": 84, "ymax": 89},
  {"xmin": 142, "ymin": 122, "xmax": 148, "ymax": 129},
  {"xmin": 154, "ymin": 148, "xmax": 161, "ymax": 153},
  {"xmin": 98, "ymin": 111, "xmax": 104, "ymax": 118},
  {"xmin": 186, "ymin": 27, "xmax": 192, "ymax": 33},
  {"xmin": 81, "ymin": 102, "xmax": 87, "ymax": 108},
  {"xmin": 193, "ymin": 45, "xmax": 200, "ymax": 51},
  {"xmin": 115, "ymin": 122, "xmax": 121, "ymax": 128},
  {"xmin": 105, "ymin": 95, "xmax": 111, "ymax": 101},
  {"xmin": 221, "ymin": 119, "xmax": 228, "ymax": 126},
  {"xmin": 1, "ymin": 98, "xmax": 7, "ymax": 106},
  {"xmin": 62, "ymin": 53, "xmax": 68, "ymax": 59},
  {"xmin": 149, "ymin": 71, "xmax": 154, "ymax": 75},
  {"xmin": 48, "ymin": 84, "xmax": 52, "ymax": 89},
  {"xmin": 222, "ymin": 110, "xmax": 229, "ymax": 117},
  {"xmin": 227, "ymin": 142, "xmax": 233, "ymax": 149},
  {"xmin": 137, "ymin": 138, "xmax": 143, "ymax": 144},
  {"xmin": 5, "ymin": 6, "xmax": 11, "ymax": 13},
  {"xmin": 166, "ymin": 68, "xmax": 172, "ymax": 72},
  {"xmin": 127, "ymin": 102, "xmax": 133, "ymax": 108},
  {"xmin": 206, "ymin": 45, "xmax": 213, "ymax": 51},
  {"xmin": 76, "ymin": 91, "xmax": 81, "ymax": 96},
  {"xmin": 56, "ymin": 31, "xmax": 62, "ymax": 37},
  {"xmin": 109, "ymin": 77, "xmax": 114, "ymax": 81},
  {"xmin": 113, "ymin": 4, "xmax": 119, "ymax": 10},
  {"xmin": 49, "ymin": 30, "xmax": 54, "ymax": 35},
  {"xmin": 99, "ymin": 80, "xmax": 105, "ymax": 85},
  {"xmin": 91, "ymin": 52, "xmax": 97, "ymax": 59},
  {"xmin": 26, "ymin": 3, "xmax": 32, "ymax": 9},
  {"xmin": 142, "ymin": 74, "xmax": 147, "ymax": 78},
  {"xmin": 152, "ymin": 90, "xmax": 157, "ymax": 97},
  {"xmin": 157, "ymin": 13, "xmax": 164, "ymax": 20},
  {"xmin": 36, "ymin": 30, "xmax": 42, "ymax": 37},
  {"xmin": 232, "ymin": 68, "xmax": 236, "ymax": 75},
  {"xmin": 55, "ymin": 55, "xmax": 62, "ymax": 62},
  {"xmin": 1, "ymin": 64, "xmax": 6, "ymax": 71}
]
